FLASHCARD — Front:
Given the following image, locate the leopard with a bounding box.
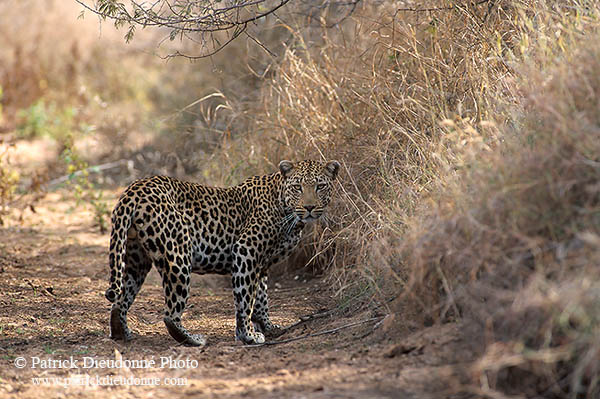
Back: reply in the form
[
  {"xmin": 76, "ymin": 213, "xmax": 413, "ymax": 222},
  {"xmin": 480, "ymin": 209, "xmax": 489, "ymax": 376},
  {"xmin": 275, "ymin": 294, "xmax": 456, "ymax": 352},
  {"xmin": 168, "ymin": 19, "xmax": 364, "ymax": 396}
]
[{"xmin": 105, "ymin": 159, "xmax": 340, "ymax": 346}]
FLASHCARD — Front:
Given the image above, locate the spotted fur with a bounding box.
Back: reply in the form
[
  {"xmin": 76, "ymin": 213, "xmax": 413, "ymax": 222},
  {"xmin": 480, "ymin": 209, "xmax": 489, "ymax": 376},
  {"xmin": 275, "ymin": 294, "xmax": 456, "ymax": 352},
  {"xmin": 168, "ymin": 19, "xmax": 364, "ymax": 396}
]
[{"xmin": 106, "ymin": 160, "xmax": 340, "ymax": 345}]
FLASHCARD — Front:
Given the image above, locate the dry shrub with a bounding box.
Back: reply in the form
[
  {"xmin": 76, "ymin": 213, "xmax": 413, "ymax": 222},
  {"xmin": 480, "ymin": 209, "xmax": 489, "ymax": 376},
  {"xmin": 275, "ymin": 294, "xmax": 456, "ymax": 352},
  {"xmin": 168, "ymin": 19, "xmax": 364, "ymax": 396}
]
[
  {"xmin": 232, "ymin": 1, "xmax": 556, "ymax": 287},
  {"xmin": 251, "ymin": 1, "xmax": 515, "ymax": 282},
  {"xmin": 221, "ymin": 1, "xmax": 600, "ymax": 393},
  {"xmin": 399, "ymin": 17, "xmax": 600, "ymax": 398}
]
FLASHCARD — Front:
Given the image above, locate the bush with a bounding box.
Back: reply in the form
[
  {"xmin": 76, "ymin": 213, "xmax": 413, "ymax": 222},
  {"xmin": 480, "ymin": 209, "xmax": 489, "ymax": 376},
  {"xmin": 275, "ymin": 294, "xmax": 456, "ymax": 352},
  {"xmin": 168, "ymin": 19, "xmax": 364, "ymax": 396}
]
[
  {"xmin": 234, "ymin": 0, "xmax": 591, "ymax": 286},
  {"xmin": 0, "ymin": 141, "xmax": 19, "ymax": 225},
  {"xmin": 221, "ymin": 1, "xmax": 600, "ymax": 394},
  {"xmin": 399, "ymin": 14, "xmax": 600, "ymax": 398}
]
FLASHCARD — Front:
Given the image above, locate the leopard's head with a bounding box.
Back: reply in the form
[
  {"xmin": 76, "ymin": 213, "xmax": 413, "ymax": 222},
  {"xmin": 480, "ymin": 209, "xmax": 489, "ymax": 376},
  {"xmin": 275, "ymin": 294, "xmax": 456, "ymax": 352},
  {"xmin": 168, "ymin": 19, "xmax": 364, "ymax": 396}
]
[{"xmin": 279, "ymin": 159, "xmax": 340, "ymax": 223}]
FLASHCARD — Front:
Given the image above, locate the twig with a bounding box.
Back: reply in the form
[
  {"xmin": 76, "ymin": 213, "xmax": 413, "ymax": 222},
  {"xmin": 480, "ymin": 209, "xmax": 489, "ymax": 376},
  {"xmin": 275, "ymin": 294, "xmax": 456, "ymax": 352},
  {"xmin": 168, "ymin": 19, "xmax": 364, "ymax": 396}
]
[
  {"xmin": 354, "ymin": 317, "xmax": 386, "ymax": 340},
  {"xmin": 241, "ymin": 316, "xmax": 383, "ymax": 347},
  {"xmin": 281, "ymin": 293, "xmax": 397, "ymax": 333},
  {"xmin": 161, "ymin": 23, "xmax": 247, "ymax": 60},
  {"xmin": 279, "ymin": 308, "xmax": 337, "ymax": 332},
  {"xmin": 325, "ymin": 0, "xmax": 361, "ymax": 29},
  {"xmin": 396, "ymin": 0, "xmax": 489, "ymax": 13},
  {"xmin": 436, "ymin": 264, "xmax": 461, "ymax": 319},
  {"xmin": 244, "ymin": 30, "xmax": 277, "ymax": 58},
  {"xmin": 47, "ymin": 159, "xmax": 134, "ymax": 188}
]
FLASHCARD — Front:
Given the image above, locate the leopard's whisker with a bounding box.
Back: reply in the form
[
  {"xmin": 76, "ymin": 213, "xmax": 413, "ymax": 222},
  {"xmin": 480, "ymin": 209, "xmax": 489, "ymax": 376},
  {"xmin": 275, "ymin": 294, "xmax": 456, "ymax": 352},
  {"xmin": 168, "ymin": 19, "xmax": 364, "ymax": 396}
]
[
  {"xmin": 280, "ymin": 213, "xmax": 295, "ymax": 225},
  {"xmin": 287, "ymin": 218, "xmax": 299, "ymax": 236},
  {"xmin": 279, "ymin": 214, "xmax": 295, "ymax": 233}
]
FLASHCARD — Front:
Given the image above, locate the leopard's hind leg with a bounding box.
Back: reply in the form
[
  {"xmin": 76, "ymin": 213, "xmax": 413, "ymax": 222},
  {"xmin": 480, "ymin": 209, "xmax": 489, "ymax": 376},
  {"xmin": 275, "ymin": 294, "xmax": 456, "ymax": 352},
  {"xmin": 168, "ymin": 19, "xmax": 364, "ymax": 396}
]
[
  {"xmin": 155, "ymin": 255, "xmax": 206, "ymax": 347},
  {"xmin": 135, "ymin": 207, "xmax": 205, "ymax": 347},
  {"xmin": 110, "ymin": 237, "xmax": 152, "ymax": 341}
]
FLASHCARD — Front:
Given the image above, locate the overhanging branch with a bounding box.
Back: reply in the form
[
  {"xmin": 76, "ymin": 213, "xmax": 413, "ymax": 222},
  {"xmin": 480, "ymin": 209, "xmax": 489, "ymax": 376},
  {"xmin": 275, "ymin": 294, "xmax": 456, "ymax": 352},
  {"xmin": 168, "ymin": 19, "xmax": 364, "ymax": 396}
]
[{"xmin": 75, "ymin": 0, "xmax": 361, "ymax": 59}]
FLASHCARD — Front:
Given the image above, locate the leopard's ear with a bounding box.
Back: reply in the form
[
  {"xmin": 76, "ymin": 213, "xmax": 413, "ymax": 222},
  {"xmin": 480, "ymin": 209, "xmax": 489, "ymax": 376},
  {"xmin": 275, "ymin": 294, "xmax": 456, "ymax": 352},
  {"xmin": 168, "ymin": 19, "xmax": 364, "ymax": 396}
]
[
  {"xmin": 279, "ymin": 160, "xmax": 294, "ymax": 178},
  {"xmin": 324, "ymin": 160, "xmax": 340, "ymax": 179}
]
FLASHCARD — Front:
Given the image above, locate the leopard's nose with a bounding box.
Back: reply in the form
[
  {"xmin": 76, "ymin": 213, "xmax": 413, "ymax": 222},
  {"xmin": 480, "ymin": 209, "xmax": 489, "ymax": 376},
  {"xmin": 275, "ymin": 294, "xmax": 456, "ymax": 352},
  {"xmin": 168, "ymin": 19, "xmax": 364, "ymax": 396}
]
[{"xmin": 304, "ymin": 205, "xmax": 315, "ymax": 212}]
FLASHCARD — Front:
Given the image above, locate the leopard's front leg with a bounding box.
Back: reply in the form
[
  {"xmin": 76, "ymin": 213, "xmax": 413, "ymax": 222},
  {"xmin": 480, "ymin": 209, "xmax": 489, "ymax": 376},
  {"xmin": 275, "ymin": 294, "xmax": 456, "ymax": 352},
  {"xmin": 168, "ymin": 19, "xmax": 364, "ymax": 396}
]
[
  {"xmin": 231, "ymin": 241, "xmax": 264, "ymax": 345},
  {"xmin": 252, "ymin": 274, "xmax": 284, "ymax": 339}
]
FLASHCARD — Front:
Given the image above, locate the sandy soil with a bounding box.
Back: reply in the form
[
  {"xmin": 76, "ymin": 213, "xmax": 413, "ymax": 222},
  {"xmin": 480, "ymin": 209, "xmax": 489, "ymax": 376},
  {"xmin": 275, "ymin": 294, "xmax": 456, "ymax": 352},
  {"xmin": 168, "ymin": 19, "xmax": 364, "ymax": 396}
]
[{"xmin": 0, "ymin": 190, "xmax": 473, "ymax": 399}]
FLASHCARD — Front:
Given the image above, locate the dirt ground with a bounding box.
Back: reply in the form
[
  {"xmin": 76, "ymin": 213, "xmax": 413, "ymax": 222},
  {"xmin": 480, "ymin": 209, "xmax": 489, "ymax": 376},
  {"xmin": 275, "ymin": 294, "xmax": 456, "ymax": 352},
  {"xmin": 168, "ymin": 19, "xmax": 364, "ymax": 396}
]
[{"xmin": 0, "ymin": 189, "xmax": 474, "ymax": 399}]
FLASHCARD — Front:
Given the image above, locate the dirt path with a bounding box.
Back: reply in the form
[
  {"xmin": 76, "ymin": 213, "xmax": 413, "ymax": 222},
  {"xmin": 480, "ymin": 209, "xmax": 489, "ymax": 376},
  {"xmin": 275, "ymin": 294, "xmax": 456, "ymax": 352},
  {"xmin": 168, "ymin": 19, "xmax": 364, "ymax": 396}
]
[{"xmin": 0, "ymin": 190, "xmax": 469, "ymax": 399}]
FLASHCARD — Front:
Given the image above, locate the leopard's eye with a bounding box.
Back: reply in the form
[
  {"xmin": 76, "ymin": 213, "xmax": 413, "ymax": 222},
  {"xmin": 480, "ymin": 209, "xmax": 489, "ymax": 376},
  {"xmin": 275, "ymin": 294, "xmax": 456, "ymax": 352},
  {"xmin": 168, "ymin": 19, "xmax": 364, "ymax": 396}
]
[
  {"xmin": 316, "ymin": 183, "xmax": 327, "ymax": 191},
  {"xmin": 291, "ymin": 184, "xmax": 302, "ymax": 192}
]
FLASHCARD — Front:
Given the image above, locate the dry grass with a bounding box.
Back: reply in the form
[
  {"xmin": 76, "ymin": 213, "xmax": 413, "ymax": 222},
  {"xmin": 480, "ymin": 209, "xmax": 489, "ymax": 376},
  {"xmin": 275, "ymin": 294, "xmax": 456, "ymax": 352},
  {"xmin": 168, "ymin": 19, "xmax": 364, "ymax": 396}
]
[
  {"xmin": 215, "ymin": 1, "xmax": 600, "ymax": 396},
  {"xmin": 391, "ymin": 4, "xmax": 600, "ymax": 397},
  {"xmin": 216, "ymin": 1, "xmax": 518, "ymax": 286},
  {"xmin": 429, "ymin": 45, "xmax": 600, "ymax": 396},
  {"xmin": 221, "ymin": 1, "xmax": 568, "ymax": 285}
]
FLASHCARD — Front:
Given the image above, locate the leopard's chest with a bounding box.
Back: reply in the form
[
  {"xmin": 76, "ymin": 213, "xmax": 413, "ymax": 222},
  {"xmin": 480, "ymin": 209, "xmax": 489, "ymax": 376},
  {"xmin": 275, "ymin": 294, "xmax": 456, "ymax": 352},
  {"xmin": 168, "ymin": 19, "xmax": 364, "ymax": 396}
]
[
  {"xmin": 265, "ymin": 222, "xmax": 305, "ymax": 268},
  {"xmin": 189, "ymin": 219, "xmax": 304, "ymax": 274}
]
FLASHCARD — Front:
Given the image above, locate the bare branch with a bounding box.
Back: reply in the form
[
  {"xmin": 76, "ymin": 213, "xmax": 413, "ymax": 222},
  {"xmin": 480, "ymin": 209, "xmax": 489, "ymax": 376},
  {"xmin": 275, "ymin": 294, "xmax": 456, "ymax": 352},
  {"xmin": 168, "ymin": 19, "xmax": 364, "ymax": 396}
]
[
  {"xmin": 76, "ymin": 0, "xmax": 292, "ymax": 58},
  {"xmin": 395, "ymin": 0, "xmax": 490, "ymax": 14},
  {"xmin": 237, "ymin": 316, "xmax": 384, "ymax": 347},
  {"xmin": 160, "ymin": 23, "xmax": 248, "ymax": 60},
  {"xmin": 75, "ymin": 0, "xmax": 362, "ymax": 59}
]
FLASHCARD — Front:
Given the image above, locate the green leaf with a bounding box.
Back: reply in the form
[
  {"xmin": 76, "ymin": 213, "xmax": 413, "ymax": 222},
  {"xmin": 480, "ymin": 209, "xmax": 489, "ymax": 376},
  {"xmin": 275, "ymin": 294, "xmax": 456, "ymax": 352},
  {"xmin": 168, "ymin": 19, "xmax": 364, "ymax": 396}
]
[{"xmin": 125, "ymin": 25, "xmax": 136, "ymax": 43}]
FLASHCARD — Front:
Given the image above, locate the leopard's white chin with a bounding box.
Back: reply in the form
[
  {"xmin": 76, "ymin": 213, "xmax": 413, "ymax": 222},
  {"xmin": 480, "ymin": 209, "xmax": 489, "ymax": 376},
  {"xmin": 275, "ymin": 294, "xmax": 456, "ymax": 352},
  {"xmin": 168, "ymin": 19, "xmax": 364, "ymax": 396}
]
[{"xmin": 301, "ymin": 215, "xmax": 320, "ymax": 224}]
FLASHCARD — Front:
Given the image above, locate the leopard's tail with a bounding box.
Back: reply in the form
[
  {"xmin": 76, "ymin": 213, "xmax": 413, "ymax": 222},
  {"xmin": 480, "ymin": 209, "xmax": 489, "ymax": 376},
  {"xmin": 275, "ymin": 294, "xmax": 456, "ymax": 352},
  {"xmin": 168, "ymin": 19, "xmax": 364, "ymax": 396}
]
[{"xmin": 105, "ymin": 197, "xmax": 134, "ymax": 303}]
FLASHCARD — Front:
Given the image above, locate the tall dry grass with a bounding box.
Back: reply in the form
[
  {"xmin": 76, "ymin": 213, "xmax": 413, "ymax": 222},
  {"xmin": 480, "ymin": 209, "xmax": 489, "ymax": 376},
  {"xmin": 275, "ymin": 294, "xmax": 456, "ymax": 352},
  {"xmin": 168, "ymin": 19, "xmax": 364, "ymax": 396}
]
[
  {"xmin": 372, "ymin": 3, "xmax": 600, "ymax": 397},
  {"xmin": 238, "ymin": 1, "xmax": 518, "ymax": 287},
  {"xmin": 400, "ymin": 35, "xmax": 600, "ymax": 397},
  {"xmin": 219, "ymin": 1, "xmax": 595, "ymax": 294},
  {"xmin": 206, "ymin": 2, "xmax": 600, "ymax": 394}
]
